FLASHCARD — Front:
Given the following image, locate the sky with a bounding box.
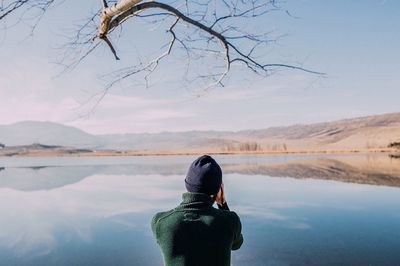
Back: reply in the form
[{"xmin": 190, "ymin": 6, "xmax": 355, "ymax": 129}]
[{"xmin": 0, "ymin": 0, "xmax": 399, "ymax": 134}]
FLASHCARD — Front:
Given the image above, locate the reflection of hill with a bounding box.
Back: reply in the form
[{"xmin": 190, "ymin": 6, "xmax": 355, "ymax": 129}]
[
  {"xmin": 0, "ymin": 164, "xmax": 189, "ymax": 191},
  {"xmin": 0, "ymin": 166, "xmax": 97, "ymax": 191},
  {"xmin": 390, "ymin": 154, "xmax": 400, "ymax": 159},
  {"xmin": 1, "ymin": 155, "xmax": 399, "ymax": 191},
  {"xmin": 224, "ymin": 156, "xmax": 400, "ymax": 188}
]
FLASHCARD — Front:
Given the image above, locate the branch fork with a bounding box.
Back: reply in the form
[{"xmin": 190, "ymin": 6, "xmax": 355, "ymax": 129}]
[{"xmin": 96, "ymin": 0, "xmax": 144, "ymax": 60}]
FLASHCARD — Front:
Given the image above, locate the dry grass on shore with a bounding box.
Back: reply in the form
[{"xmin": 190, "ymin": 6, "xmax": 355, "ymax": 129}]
[{"xmin": 0, "ymin": 147, "xmax": 398, "ymax": 157}]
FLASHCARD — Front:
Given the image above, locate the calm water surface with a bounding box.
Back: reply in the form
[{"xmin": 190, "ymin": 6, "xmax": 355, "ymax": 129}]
[{"xmin": 0, "ymin": 154, "xmax": 399, "ymax": 266}]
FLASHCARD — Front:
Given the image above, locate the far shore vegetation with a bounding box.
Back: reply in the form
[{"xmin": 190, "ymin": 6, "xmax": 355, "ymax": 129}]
[{"xmin": 0, "ymin": 143, "xmax": 398, "ymax": 157}]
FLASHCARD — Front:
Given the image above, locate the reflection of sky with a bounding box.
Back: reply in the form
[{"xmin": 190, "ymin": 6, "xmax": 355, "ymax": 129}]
[
  {"xmin": 0, "ymin": 156, "xmax": 400, "ymax": 265},
  {"xmin": 226, "ymin": 174, "xmax": 400, "ymax": 265},
  {"xmin": 0, "ymin": 174, "xmax": 183, "ymax": 260}
]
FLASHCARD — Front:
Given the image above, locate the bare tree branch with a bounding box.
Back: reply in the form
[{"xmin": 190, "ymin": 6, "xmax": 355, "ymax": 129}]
[
  {"xmin": 1, "ymin": 0, "xmax": 325, "ymax": 95},
  {"xmin": 94, "ymin": 1, "xmax": 324, "ymax": 89}
]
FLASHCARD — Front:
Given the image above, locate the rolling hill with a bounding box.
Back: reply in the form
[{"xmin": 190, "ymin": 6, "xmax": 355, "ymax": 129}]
[{"xmin": 0, "ymin": 112, "xmax": 399, "ymax": 153}]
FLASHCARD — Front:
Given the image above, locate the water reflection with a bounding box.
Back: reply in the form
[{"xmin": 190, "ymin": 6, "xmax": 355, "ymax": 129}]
[
  {"xmin": 0, "ymin": 174, "xmax": 182, "ymax": 265},
  {"xmin": 389, "ymin": 153, "xmax": 400, "ymax": 159},
  {"xmin": 0, "ymin": 154, "xmax": 399, "ymax": 265},
  {"xmin": 1, "ymin": 154, "xmax": 399, "ymax": 191}
]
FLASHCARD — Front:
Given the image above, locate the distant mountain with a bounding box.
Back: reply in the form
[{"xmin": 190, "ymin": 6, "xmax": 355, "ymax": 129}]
[
  {"xmin": 0, "ymin": 112, "xmax": 400, "ymax": 152},
  {"xmin": 0, "ymin": 121, "xmax": 99, "ymax": 148}
]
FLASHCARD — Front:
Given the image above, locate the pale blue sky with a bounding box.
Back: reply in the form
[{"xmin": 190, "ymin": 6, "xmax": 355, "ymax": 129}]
[{"xmin": 0, "ymin": 0, "xmax": 399, "ymax": 134}]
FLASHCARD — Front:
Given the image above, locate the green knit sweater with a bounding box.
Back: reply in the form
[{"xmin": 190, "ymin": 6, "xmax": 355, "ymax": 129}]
[{"xmin": 151, "ymin": 192, "xmax": 243, "ymax": 266}]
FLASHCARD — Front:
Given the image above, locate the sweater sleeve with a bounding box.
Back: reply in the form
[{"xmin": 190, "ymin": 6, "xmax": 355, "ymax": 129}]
[
  {"xmin": 151, "ymin": 213, "xmax": 161, "ymax": 243},
  {"xmin": 230, "ymin": 211, "xmax": 244, "ymax": 250}
]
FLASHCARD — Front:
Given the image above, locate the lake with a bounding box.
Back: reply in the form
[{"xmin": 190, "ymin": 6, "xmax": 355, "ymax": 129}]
[{"xmin": 0, "ymin": 154, "xmax": 399, "ymax": 266}]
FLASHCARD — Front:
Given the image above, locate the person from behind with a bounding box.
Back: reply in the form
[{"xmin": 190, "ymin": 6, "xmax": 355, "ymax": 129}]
[{"xmin": 151, "ymin": 155, "xmax": 243, "ymax": 266}]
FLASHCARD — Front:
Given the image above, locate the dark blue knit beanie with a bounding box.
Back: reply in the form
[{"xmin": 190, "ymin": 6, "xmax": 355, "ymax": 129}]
[{"xmin": 185, "ymin": 155, "xmax": 222, "ymax": 195}]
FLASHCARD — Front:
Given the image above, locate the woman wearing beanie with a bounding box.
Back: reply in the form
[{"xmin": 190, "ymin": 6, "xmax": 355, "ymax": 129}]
[{"xmin": 151, "ymin": 155, "xmax": 243, "ymax": 266}]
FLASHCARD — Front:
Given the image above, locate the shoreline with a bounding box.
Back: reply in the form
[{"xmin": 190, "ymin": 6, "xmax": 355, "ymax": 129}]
[{"xmin": 0, "ymin": 148, "xmax": 398, "ymax": 157}]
